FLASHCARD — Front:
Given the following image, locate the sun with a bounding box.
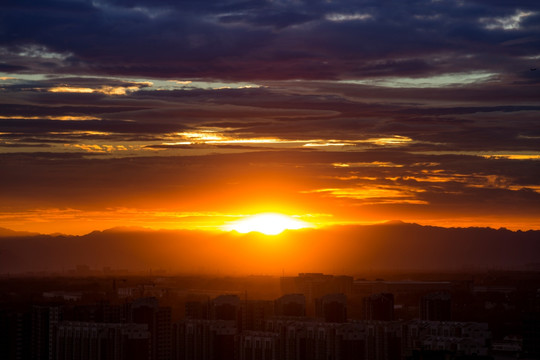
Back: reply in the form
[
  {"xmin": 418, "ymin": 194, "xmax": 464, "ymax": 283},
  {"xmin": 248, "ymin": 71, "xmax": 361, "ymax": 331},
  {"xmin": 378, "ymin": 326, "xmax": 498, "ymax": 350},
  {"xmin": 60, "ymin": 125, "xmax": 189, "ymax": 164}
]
[{"xmin": 223, "ymin": 213, "xmax": 313, "ymax": 235}]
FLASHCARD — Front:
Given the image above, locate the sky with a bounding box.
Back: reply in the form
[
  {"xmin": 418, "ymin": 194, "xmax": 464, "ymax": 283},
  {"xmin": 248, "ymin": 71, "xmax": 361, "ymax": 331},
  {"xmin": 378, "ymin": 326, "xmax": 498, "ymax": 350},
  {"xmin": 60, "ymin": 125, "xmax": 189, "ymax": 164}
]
[{"xmin": 1, "ymin": 0, "xmax": 540, "ymax": 235}]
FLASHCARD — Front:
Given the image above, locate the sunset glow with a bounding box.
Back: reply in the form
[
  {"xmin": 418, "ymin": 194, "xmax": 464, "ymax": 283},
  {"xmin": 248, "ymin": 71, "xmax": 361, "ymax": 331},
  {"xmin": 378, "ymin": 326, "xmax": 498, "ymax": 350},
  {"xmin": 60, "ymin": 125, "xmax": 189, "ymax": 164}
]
[
  {"xmin": 1, "ymin": 0, "xmax": 540, "ymax": 237},
  {"xmin": 223, "ymin": 213, "xmax": 313, "ymax": 235}
]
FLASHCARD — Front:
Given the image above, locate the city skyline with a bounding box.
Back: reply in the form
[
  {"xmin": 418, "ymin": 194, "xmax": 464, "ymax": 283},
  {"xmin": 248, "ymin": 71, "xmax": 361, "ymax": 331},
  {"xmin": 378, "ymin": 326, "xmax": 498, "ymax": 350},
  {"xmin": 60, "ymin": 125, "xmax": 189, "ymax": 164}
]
[
  {"xmin": 1, "ymin": 270, "xmax": 536, "ymax": 359},
  {"xmin": 1, "ymin": 0, "xmax": 540, "ymax": 235}
]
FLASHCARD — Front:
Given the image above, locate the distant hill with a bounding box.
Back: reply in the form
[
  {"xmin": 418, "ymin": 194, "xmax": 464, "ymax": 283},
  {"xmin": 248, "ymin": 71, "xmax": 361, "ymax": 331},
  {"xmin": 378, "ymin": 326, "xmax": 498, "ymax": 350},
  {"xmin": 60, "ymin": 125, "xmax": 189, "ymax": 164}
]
[
  {"xmin": 0, "ymin": 223, "xmax": 538, "ymax": 274},
  {"xmin": 0, "ymin": 227, "xmax": 40, "ymax": 238}
]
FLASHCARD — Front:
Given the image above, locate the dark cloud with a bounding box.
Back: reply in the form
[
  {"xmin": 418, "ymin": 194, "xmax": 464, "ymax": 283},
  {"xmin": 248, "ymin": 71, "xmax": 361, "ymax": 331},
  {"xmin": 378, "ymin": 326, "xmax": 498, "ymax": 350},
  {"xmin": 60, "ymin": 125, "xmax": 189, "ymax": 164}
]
[
  {"xmin": 0, "ymin": 142, "xmax": 51, "ymax": 148},
  {"xmin": 1, "ymin": 0, "xmax": 539, "ymax": 80},
  {"xmin": 0, "ymin": 119, "xmax": 187, "ymax": 135},
  {"xmin": 1, "ymin": 76, "xmax": 539, "ymax": 153},
  {"xmin": 1, "ymin": 149, "xmax": 538, "ymax": 207},
  {"xmin": 0, "ymin": 63, "xmax": 28, "ymax": 72}
]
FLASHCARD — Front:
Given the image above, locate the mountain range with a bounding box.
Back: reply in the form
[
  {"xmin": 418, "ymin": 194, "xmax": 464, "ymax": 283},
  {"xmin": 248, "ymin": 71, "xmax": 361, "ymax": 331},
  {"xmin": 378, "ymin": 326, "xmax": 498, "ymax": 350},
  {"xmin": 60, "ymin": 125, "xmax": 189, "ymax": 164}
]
[{"xmin": 1, "ymin": 223, "xmax": 538, "ymax": 275}]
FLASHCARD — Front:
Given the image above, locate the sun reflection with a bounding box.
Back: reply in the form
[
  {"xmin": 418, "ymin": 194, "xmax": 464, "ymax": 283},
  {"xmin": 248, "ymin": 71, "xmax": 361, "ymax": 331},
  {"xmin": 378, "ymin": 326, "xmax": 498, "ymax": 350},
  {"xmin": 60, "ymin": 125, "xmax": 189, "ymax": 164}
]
[{"xmin": 223, "ymin": 213, "xmax": 313, "ymax": 235}]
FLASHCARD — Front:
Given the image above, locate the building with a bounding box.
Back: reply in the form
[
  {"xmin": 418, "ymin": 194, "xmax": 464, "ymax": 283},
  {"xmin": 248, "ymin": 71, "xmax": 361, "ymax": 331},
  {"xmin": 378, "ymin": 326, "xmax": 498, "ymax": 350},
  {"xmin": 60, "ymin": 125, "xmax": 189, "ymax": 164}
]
[
  {"xmin": 275, "ymin": 294, "xmax": 306, "ymax": 317},
  {"xmin": 315, "ymin": 294, "xmax": 347, "ymax": 323},
  {"xmin": 420, "ymin": 292, "xmax": 451, "ymax": 321},
  {"xmin": 523, "ymin": 312, "xmax": 540, "ymax": 357},
  {"xmin": 177, "ymin": 319, "xmax": 236, "ymax": 360},
  {"xmin": 263, "ymin": 318, "xmax": 405, "ymax": 360},
  {"xmin": 240, "ymin": 300, "xmax": 274, "ymax": 332},
  {"xmin": 64, "ymin": 301, "xmax": 125, "ymax": 324},
  {"xmin": 363, "ymin": 293, "xmax": 394, "ymax": 321},
  {"xmin": 55, "ymin": 322, "xmax": 150, "ymax": 360},
  {"xmin": 32, "ymin": 305, "xmax": 62, "ymax": 360},
  {"xmin": 281, "ymin": 274, "xmax": 353, "ymax": 316},
  {"xmin": 211, "ymin": 295, "xmax": 240, "ymax": 322},
  {"xmin": 131, "ymin": 297, "xmax": 172, "ymax": 360},
  {"xmin": 238, "ymin": 331, "xmax": 279, "ymax": 360},
  {"xmin": 185, "ymin": 300, "xmax": 209, "ymax": 320},
  {"xmin": 405, "ymin": 320, "xmax": 491, "ymax": 357},
  {"xmin": 0, "ymin": 307, "xmax": 32, "ymax": 360}
]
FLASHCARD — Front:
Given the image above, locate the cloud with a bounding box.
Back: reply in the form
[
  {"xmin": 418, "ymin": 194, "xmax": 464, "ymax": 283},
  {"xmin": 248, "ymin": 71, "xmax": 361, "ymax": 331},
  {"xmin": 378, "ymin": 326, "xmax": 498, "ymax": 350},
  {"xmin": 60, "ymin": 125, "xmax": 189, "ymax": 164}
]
[
  {"xmin": 1, "ymin": 76, "xmax": 539, "ymax": 156},
  {"xmin": 1, "ymin": 0, "xmax": 539, "ymax": 80},
  {"xmin": 1, "ymin": 149, "xmax": 538, "ymax": 231},
  {"xmin": 480, "ymin": 10, "xmax": 536, "ymax": 31}
]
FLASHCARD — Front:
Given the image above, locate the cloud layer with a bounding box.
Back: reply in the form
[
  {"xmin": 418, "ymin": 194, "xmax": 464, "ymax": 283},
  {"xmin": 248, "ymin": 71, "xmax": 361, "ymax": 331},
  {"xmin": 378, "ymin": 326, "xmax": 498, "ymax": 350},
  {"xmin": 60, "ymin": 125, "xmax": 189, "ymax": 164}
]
[{"xmin": 2, "ymin": 0, "xmax": 540, "ymax": 80}]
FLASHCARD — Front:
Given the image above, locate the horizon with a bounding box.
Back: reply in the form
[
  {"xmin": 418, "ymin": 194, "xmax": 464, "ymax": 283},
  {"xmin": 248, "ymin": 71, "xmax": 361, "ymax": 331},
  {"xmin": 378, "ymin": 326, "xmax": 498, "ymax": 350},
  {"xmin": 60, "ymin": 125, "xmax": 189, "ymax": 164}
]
[{"xmin": 1, "ymin": 219, "xmax": 538, "ymax": 238}]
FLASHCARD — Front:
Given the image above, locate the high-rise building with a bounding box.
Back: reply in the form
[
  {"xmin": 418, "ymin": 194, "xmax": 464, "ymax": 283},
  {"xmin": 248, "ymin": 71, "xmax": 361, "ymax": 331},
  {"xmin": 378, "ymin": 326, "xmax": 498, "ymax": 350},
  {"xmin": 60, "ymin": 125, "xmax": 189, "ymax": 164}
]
[
  {"xmin": 405, "ymin": 320, "xmax": 491, "ymax": 357},
  {"xmin": 420, "ymin": 292, "xmax": 451, "ymax": 321},
  {"xmin": 275, "ymin": 294, "xmax": 306, "ymax": 317},
  {"xmin": 263, "ymin": 318, "xmax": 405, "ymax": 360},
  {"xmin": 64, "ymin": 301, "xmax": 124, "ymax": 324},
  {"xmin": 211, "ymin": 295, "xmax": 240, "ymax": 322},
  {"xmin": 185, "ymin": 300, "xmax": 209, "ymax": 320},
  {"xmin": 240, "ymin": 300, "xmax": 274, "ymax": 332},
  {"xmin": 177, "ymin": 319, "xmax": 236, "ymax": 360},
  {"xmin": 523, "ymin": 312, "xmax": 540, "ymax": 357},
  {"xmin": 131, "ymin": 297, "xmax": 172, "ymax": 360},
  {"xmin": 316, "ymin": 293, "xmax": 347, "ymax": 323},
  {"xmin": 238, "ymin": 331, "xmax": 279, "ymax": 360},
  {"xmin": 281, "ymin": 274, "xmax": 353, "ymax": 316},
  {"xmin": 362, "ymin": 293, "xmax": 394, "ymax": 321},
  {"xmin": 55, "ymin": 322, "xmax": 150, "ymax": 360},
  {"xmin": 0, "ymin": 307, "xmax": 32, "ymax": 360},
  {"xmin": 31, "ymin": 305, "xmax": 62, "ymax": 360}
]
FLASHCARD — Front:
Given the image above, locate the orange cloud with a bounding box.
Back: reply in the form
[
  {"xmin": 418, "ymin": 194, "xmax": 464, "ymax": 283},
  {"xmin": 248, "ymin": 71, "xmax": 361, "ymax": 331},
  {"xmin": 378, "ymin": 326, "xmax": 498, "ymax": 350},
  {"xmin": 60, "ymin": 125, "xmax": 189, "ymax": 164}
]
[
  {"xmin": 47, "ymin": 82, "xmax": 151, "ymax": 95},
  {"xmin": 0, "ymin": 115, "xmax": 101, "ymax": 121}
]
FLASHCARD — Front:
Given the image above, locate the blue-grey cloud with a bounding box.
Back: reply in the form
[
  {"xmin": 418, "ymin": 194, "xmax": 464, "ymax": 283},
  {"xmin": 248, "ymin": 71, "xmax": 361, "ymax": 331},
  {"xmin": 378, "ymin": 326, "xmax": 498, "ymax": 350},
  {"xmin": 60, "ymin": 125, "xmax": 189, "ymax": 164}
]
[{"xmin": 1, "ymin": 0, "xmax": 539, "ymax": 80}]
